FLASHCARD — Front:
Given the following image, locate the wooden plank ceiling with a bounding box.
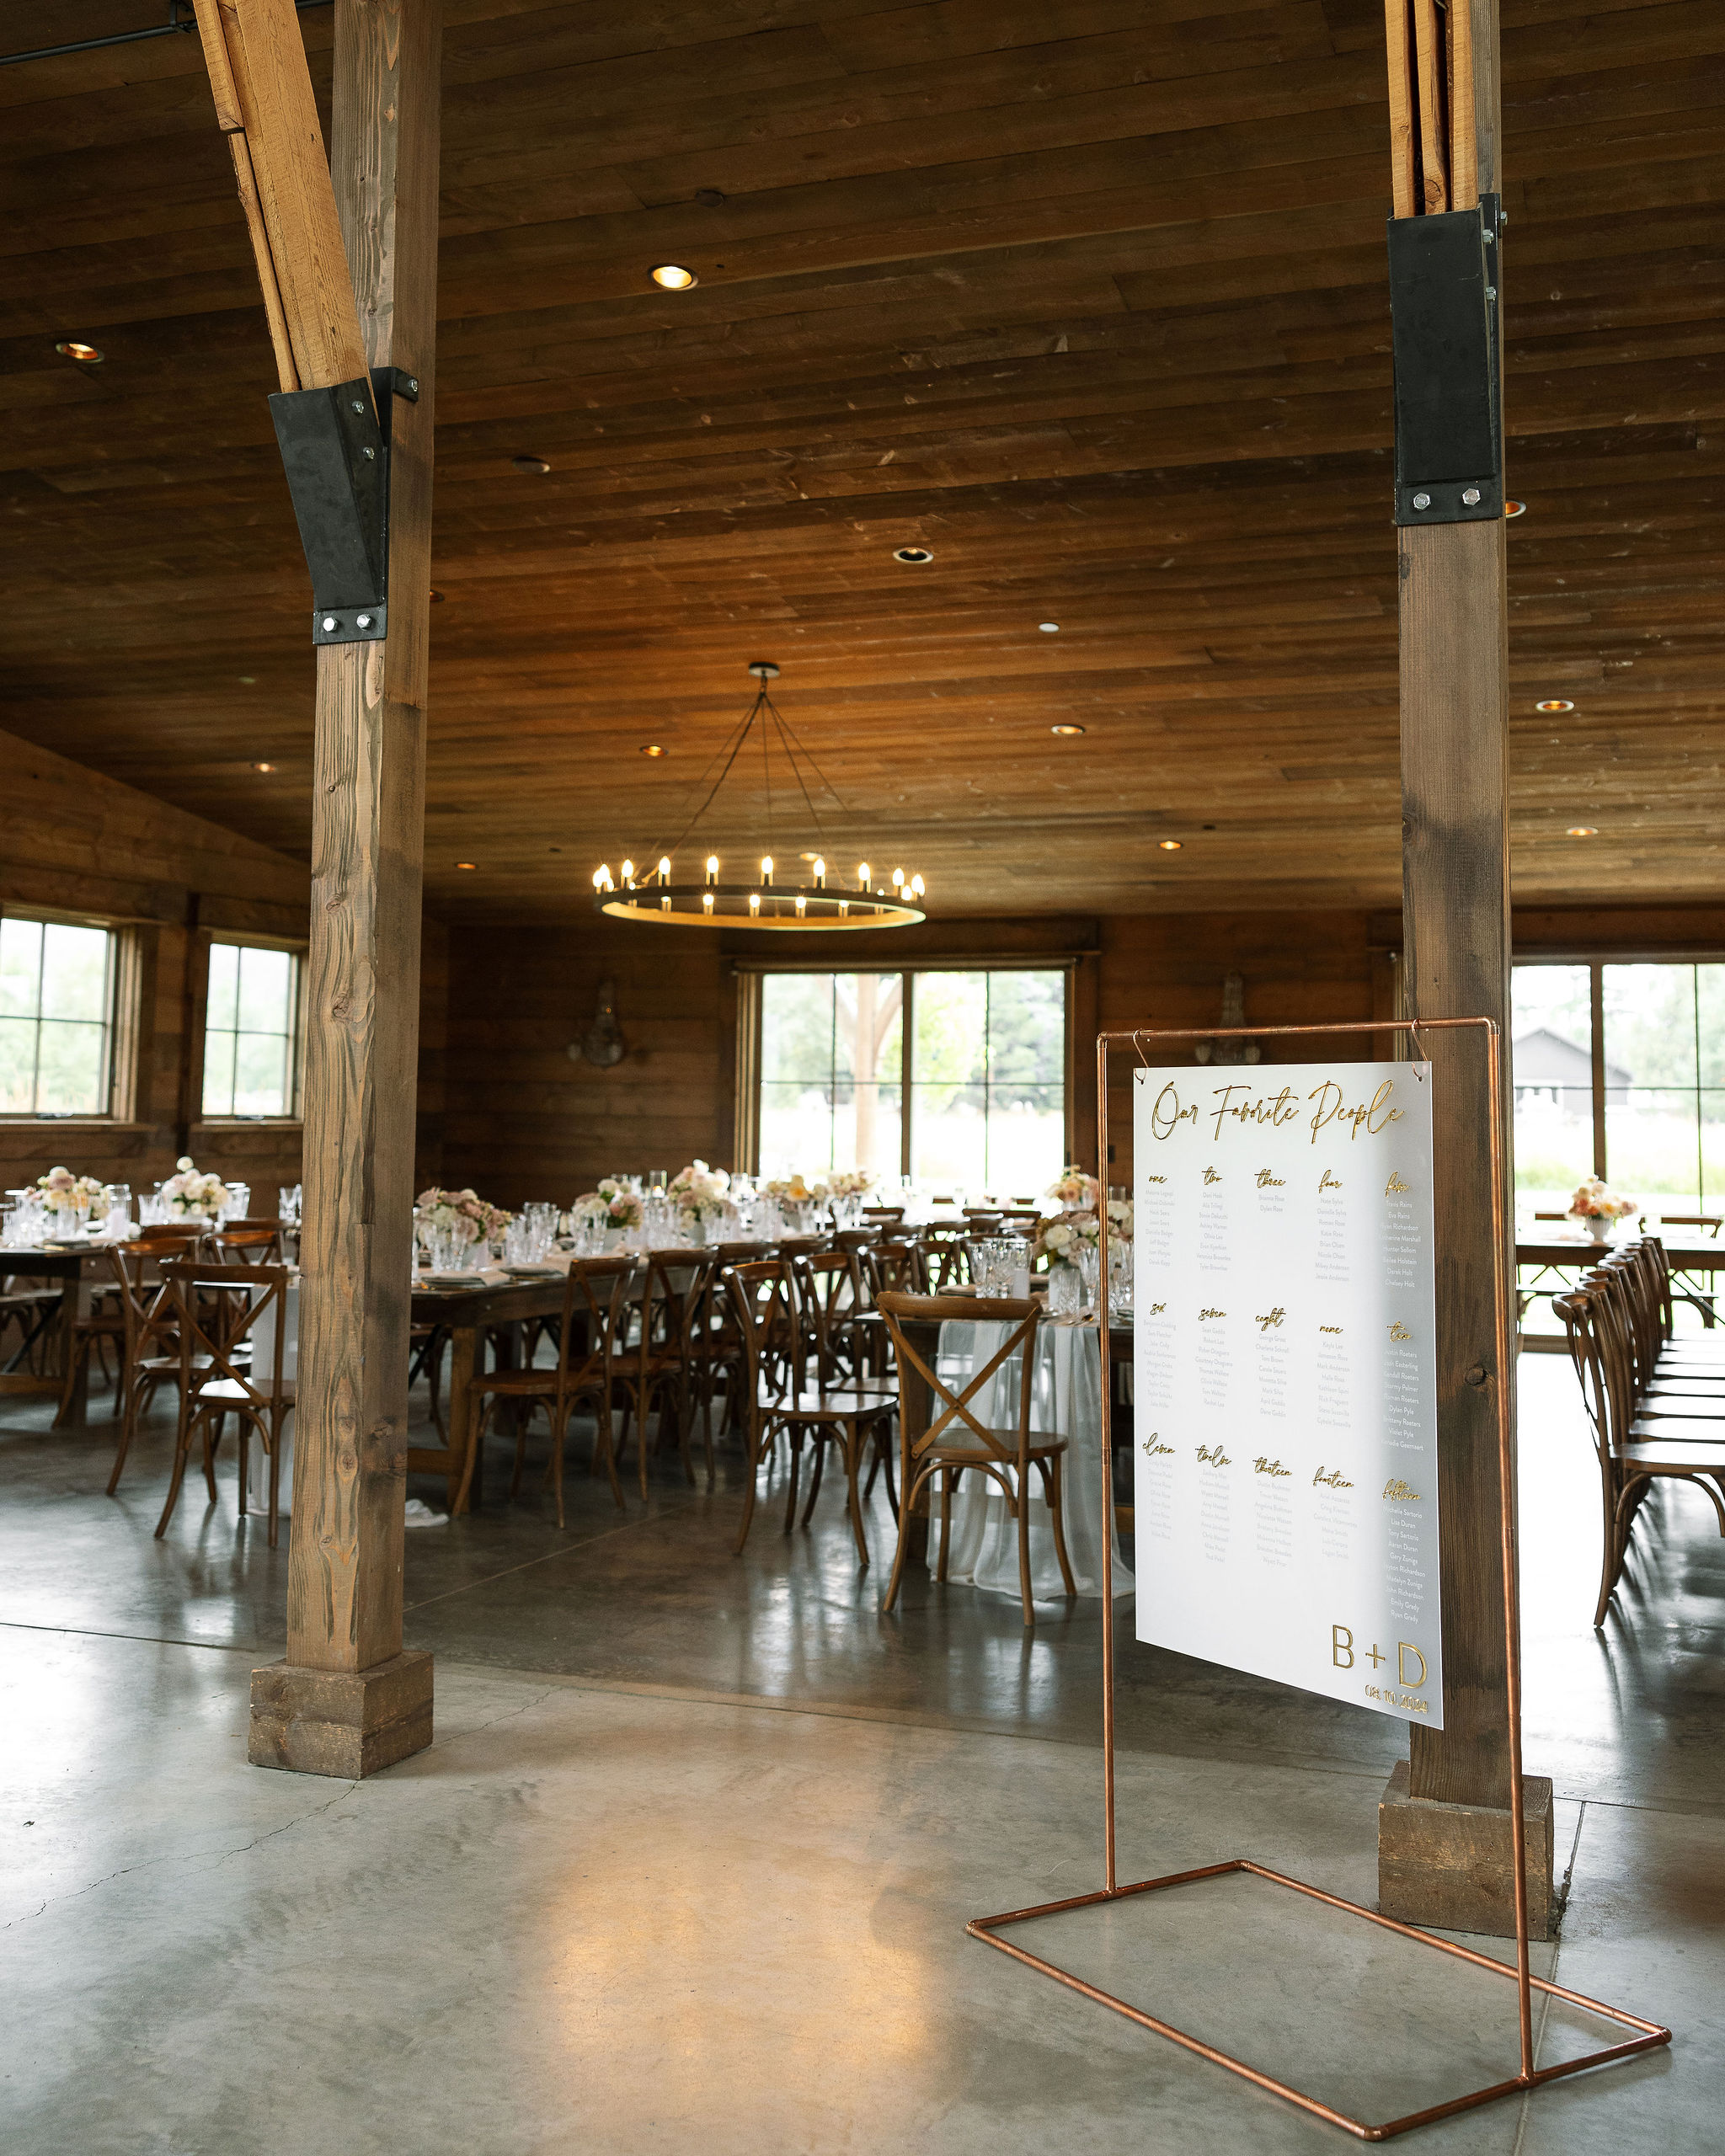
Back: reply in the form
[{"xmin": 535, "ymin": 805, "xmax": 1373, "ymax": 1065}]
[{"xmin": 3, "ymin": 0, "xmax": 1722, "ymax": 922}]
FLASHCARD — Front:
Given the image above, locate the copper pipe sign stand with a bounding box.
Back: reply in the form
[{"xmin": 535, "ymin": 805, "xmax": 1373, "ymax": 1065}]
[{"xmin": 966, "ymin": 1019, "xmax": 1671, "ymax": 2142}]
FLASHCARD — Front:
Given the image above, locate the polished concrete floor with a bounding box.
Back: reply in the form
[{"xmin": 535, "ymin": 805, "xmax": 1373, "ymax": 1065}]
[{"xmin": 3, "ymin": 1354, "xmax": 1722, "ymax": 2150}]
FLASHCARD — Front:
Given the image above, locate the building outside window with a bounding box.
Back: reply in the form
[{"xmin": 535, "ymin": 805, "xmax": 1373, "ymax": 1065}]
[
  {"xmin": 202, "ymin": 942, "xmax": 302, "ymax": 1118},
  {"xmin": 756, "ymin": 968, "xmax": 1066, "ymax": 1193},
  {"xmin": 1512, "ymin": 960, "xmax": 1725, "ymax": 1216},
  {"xmin": 0, "ymin": 915, "xmax": 118, "ymax": 1116}
]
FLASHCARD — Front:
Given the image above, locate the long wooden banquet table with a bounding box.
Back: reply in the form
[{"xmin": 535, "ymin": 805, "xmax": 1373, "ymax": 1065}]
[
  {"xmin": 0, "ymin": 1244, "xmax": 95, "ymax": 1425},
  {"xmin": 408, "ymin": 1244, "xmax": 734, "ymax": 1514},
  {"xmin": 1514, "ymin": 1230, "xmax": 1725, "ymax": 1348},
  {"xmin": 407, "ymin": 1268, "xmax": 569, "ymax": 1511}
]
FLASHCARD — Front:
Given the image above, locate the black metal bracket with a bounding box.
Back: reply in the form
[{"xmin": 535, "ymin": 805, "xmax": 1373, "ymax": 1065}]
[
  {"xmin": 268, "ymin": 366, "xmax": 418, "ymax": 645},
  {"xmin": 1388, "ymin": 194, "xmax": 1503, "ymax": 526}
]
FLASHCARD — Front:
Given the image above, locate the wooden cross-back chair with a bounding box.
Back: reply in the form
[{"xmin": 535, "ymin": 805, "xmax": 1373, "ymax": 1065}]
[
  {"xmin": 611, "ymin": 1251, "xmax": 717, "ymax": 1495},
  {"xmin": 725, "ymin": 1259, "xmax": 896, "ymax": 1564},
  {"xmin": 852, "ymin": 1238, "xmax": 927, "ymax": 1380},
  {"xmin": 1556, "ymin": 1280, "xmax": 1725, "ymax": 1627},
  {"xmin": 791, "ymin": 1248, "xmax": 869, "ymax": 1392},
  {"xmin": 104, "ymin": 1230, "xmax": 215, "ymax": 1493},
  {"xmin": 153, "ymin": 1259, "xmax": 294, "ymax": 1545},
  {"xmin": 210, "ymin": 1218, "xmax": 286, "ymax": 1264},
  {"xmin": 875, "ymin": 1291, "xmax": 1076, "ymax": 1628},
  {"xmin": 464, "ymin": 1255, "xmax": 634, "ymax": 1524},
  {"xmin": 920, "ymin": 1224, "xmax": 974, "ymax": 1294}
]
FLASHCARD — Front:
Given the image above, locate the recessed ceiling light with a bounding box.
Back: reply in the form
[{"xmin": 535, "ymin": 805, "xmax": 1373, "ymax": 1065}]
[
  {"xmin": 1050, "ymin": 723, "xmax": 1086, "ymax": 736},
  {"xmin": 640, "ymin": 744, "xmax": 667, "ymax": 757},
  {"xmin": 799, "ymin": 851, "xmax": 820, "ymax": 862},
  {"xmin": 1201, "ymin": 823, "xmax": 1216, "ymax": 831},
  {"xmin": 1535, "ymin": 698, "xmax": 1574, "ymax": 712},
  {"xmin": 238, "ymin": 675, "xmax": 256, "ymax": 685},
  {"xmin": 894, "ymin": 546, "xmax": 933, "ymax": 565},
  {"xmin": 56, "ymin": 340, "xmax": 102, "ymax": 364},
  {"xmin": 511, "ymin": 455, "xmax": 550, "ymax": 474},
  {"xmin": 252, "ymin": 761, "xmax": 275, "ymax": 772},
  {"xmin": 1038, "ymin": 622, "xmax": 1060, "ymax": 633},
  {"xmin": 1506, "ymin": 500, "xmax": 1526, "ymax": 518},
  {"xmin": 694, "ymin": 189, "xmax": 726, "ymax": 208},
  {"xmin": 650, "ymin": 264, "xmax": 697, "ymax": 290},
  {"xmin": 1566, "ymin": 825, "xmax": 1598, "ymax": 838},
  {"xmin": 455, "ymin": 861, "xmax": 478, "ymax": 870},
  {"xmin": 430, "ymin": 589, "xmax": 446, "ymax": 604},
  {"xmin": 1158, "ymin": 838, "xmax": 1183, "ymax": 851}
]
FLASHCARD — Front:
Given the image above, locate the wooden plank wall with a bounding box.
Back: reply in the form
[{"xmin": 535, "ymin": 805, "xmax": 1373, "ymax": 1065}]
[
  {"xmin": 441, "ymin": 915, "xmax": 727, "ymax": 1203},
  {"xmin": 0, "ymin": 726, "xmax": 449, "ymax": 1198}
]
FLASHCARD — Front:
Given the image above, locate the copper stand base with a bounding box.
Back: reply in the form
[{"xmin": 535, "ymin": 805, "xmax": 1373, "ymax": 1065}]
[{"xmin": 969, "ymin": 1859, "xmax": 1669, "ymax": 2143}]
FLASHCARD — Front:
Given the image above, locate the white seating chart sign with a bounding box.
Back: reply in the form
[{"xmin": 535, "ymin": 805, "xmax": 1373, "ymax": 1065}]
[{"xmin": 1133, "ymin": 1060, "xmax": 1444, "ymax": 1727}]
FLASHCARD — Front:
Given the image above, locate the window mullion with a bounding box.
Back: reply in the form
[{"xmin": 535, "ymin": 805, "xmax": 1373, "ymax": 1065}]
[
  {"xmin": 1589, "ymin": 961, "xmax": 1606, "ymax": 1179},
  {"xmin": 900, "ymin": 973, "xmax": 914, "ymax": 1179}
]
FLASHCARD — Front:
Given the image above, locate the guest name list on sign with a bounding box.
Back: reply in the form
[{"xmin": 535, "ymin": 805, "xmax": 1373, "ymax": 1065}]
[{"xmin": 1132, "ymin": 1060, "xmax": 1444, "ymax": 1727}]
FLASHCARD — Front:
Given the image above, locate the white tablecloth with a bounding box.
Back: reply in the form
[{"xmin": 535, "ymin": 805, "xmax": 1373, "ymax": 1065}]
[{"xmin": 926, "ymin": 1318, "xmax": 1131, "ymax": 1600}]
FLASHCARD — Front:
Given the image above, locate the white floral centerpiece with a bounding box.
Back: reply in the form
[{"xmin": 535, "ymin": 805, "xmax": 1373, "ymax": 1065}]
[
  {"xmin": 763, "ymin": 1173, "xmax": 817, "ymax": 1208},
  {"xmin": 1035, "ymin": 1217, "xmax": 1086, "ymax": 1270},
  {"xmin": 162, "ymin": 1157, "xmax": 229, "ymax": 1219},
  {"xmin": 814, "ymin": 1167, "xmax": 875, "ymax": 1203},
  {"xmin": 1567, "ymin": 1177, "xmax": 1637, "ymax": 1241},
  {"xmin": 37, "ymin": 1166, "xmax": 105, "ymax": 1219},
  {"xmin": 606, "ymin": 1190, "xmax": 645, "ymax": 1235},
  {"xmin": 1105, "ymin": 1196, "xmax": 1134, "ymax": 1239},
  {"xmin": 669, "ymin": 1159, "xmax": 730, "ymax": 1230},
  {"xmin": 414, "ymin": 1186, "xmax": 512, "ymax": 1252}
]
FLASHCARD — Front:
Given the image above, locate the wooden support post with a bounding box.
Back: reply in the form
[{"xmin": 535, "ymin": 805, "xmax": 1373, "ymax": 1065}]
[
  {"xmin": 1377, "ymin": 0, "xmax": 1553, "ymax": 1935},
  {"xmin": 238, "ymin": 0, "xmax": 442, "ymax": 1780}
]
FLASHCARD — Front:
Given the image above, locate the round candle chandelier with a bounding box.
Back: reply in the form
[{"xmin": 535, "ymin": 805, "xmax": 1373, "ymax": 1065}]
[{"xmin": 591, "ymin": 662, "xmax": 927, "ymax": 931}]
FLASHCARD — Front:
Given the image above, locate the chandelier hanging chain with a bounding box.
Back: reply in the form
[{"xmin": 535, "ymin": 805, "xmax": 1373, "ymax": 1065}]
[
  {"xmin": 768, "ymin": 702, "xmax": 831, "ymax": 851},
  {"xmin": 594, "ymin": 661, "xmax": 926, "ymax": 931},
  {"xmin": 768, "ymin": 696, "xmax": 846, "ymax": 841},
  {"xmin": 761, "ymin": 685, "xmax": 774, "ymax": 862},
  {"xmin": 653, "ymin": 689, "xmax": 766, "ymax": 864}
]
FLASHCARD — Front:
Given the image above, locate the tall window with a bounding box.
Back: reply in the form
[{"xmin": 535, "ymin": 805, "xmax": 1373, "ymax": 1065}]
[
  {"xmin": 1513, "ymin": 960, "xmax": 1725, "ymax": 1214},
  {"xmin": 759, "ymin": 973, "xmax": 903, "ymax": 1182},
  {"xmin": 756, "ymin": 969, "xmax": 1066, "ymax": 1193},
  {"xmin": 0, "ymin": 915, "xmax": 117, "ymax": 1116},
  {"xmin": 203, "ymin": 942, "xmax": 301, "ymax": 1118}
]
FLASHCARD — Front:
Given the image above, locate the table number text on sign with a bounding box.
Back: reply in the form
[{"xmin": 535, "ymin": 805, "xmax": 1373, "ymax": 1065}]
[{"xmin": 1132, "ymin": 1061, "xmax": 1443, "ymax": 1727}]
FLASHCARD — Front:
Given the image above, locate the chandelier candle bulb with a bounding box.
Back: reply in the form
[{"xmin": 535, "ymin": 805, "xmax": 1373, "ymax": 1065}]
[
  {"xmin": 706, "ymin": 857, "xmax": 719, "ymax": 885},
  {"xmin": 749, "ymin": 893, "xmax": 761, "ymax": 916},
  {"xmin": 761, "ymin": 856, "xmax": 774, "ymax": 884},
  {"xmin": 658, "ymin": 857, "xmax": 671, "ymax": 882},
  {"xmin": 857, "ymin": 863, "xmax": 872, "ymax": 890},
  {"xmin": 911, "ymin": 873, "xmax": 925, "ymax": 898},
  {"xmin": 621, "ymin": 859, "xmax": 635, "ymax": 886},
  {"xmin": 814, "ymin": 858, "xmax": 826, "ymax": 886},
  {"xmin": 795, "ymin": 895, "xmax": 807, "ymax": 916},
  {"xmin": 702, "ymin": 892, "xmax": 714, "ymax": 915},
  {"xmin": 891, "ymin": 867, "xmax": 905, "ymax": 891}
]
